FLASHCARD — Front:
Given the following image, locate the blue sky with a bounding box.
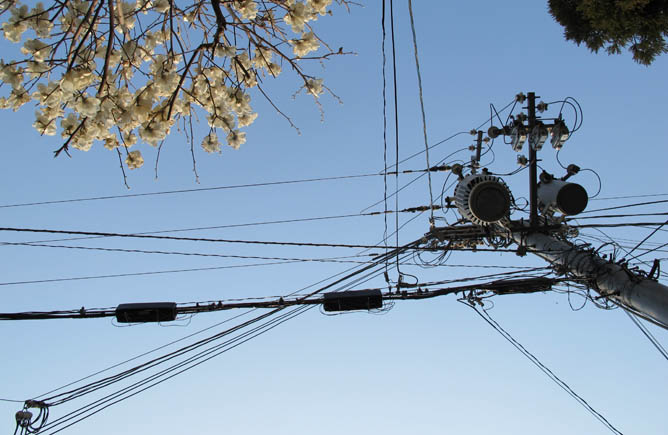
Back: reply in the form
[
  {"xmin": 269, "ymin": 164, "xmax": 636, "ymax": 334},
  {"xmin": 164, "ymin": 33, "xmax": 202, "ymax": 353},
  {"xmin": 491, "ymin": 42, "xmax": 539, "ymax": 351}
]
[{"xmin": 1, "ymin": 1, "xmax": 667, "ymax": 434}]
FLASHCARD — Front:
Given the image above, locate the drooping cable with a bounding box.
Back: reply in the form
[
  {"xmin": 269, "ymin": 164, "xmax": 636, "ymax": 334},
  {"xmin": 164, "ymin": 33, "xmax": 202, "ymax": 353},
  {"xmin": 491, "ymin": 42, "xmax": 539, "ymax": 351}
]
[
  {"xmin": 381, "ymin": 0, "xmax": 390, "ymax": 276},
  {"xmin": 30, "ymin": 245, "xmax": 411, "ymax": 400},
  {"xmin": 0, "ymin": 173, "xmax": 380, "ymax": 209},
  {"xmin": 407, "ymin": 0, "xmax": 435, "ymax": 226},
  {"xmin": 623, "ymin": 309, "xmax": 668, "ymax": 362},
  {"xmin": 0, "ymin": 227, "xmax": 404, "ymax": 250},
  {"xmin": 623, "ymin": 218, "xmax": 668, "ymax": 260},
  {"xmin": 389, "ymin": 0, "xmax": 401, "ymax": 277},
  {"xmin": 32, "ymin": 244, "xmax": 418, "ymax": 433},
  {"xmin": 463, "ymin": 301, "xmax": 623, "ymax": 435}
]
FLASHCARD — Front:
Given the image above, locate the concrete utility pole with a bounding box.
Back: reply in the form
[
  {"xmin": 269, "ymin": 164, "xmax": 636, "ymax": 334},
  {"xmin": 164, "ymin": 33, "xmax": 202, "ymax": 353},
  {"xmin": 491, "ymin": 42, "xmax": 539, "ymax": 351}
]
[
  {"xmin": 508, "ymin": 227, "xmax": 668, "ymax": 328},
  {"xmin": 446, "ymin": 91, "xmax": 668, "ymax": 329},
  {"xmin": 526, "ymin": 92, "xmax": 539, "ymax": 228}
]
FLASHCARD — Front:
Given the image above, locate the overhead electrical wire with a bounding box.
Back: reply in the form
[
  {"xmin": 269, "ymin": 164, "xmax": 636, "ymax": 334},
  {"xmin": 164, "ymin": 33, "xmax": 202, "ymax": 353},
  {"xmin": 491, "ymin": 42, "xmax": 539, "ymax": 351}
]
[
  {"xmin": 389, "ymin": 0, "xmax": 401, "ymax": 277},
  {"xmin": 0, "ymin": 173, "xmax": 380, "ymax": 209},
  {"xmin": 360, "ymin": 147, "xmax": 469, "ymax": 213},
  {"xmin": 0, "ymin": 248, "xmax": 547, "ymax": 288},
  {"xmin": 568, "ymin": 211, "xmax": 668, "ymax": 221},
  {"xmin": 32, "ymin": 309, "xmax": 259, "ymax": 400},
  {"xmin": 0, "ymin": 226, "xmax": 410, "ymax": 250},
  {"xmin": 0, "ymin": 261, "xmax": 315, "ymax": 287},
  {"xmin": 591, "ymin": 193, "xmax": 668, "ymax": 201},
  {"xmin": 0, "ymin": 270, "xmax": 561, "ymax": 321},
  {"xmin": 576, "ymin": 229, "xmax": 668, "ymax": 279},
  {"xmin": 37, "ymin": 307, "xmax": 303, "ymax": 435},
  {"xmin": 407, "ymin": 0, "xmax": 435, "ymax": 225},
  {"xmin": 10, "ymin": 273, "xmax": 560, "ymax": 435},
  {"xmin": 623, "ymin": 309, "xmax": 668, "ymax": 362},
  {"xmin": 623, "ymin": 218, "xmax": 668, "ymax": 260},
  {"xmin": 2, "ymin": 240, "xmax": 547, "ymax": 269},
  {"xmin": 572, "ymin": 221, "xmax": 668, "ymax": 229},
  {"xmin": 463, "ymin": 301, "xmax": 623, "ymax": 435},
  {"xmin": 581, "ymin": 199, "xmax": 668, "ymax": 214},
  {"xmin": 381, "ymin": 0, "xmax": 390, "ymax": 276},
  {"xmin": 17, "ymin": 241, "xmax": 418, "ymax": 434},
  {"xmin": 3, "ymin": 204, "xmax": 453, "ymax": 248},
  {"xmin": 0, "ymin": 224, "xmax": 528, "ymax": 252},
  {"xmin": 29, "ymin": 249, "xmax": 409, "ymax": 401},
  {"xmin": 625, "ymin": 240, "xmax": 668, "ymax": 263},
  {"xmin": 0, "ymin": 242, "xmax": 383, "ymax": 263}
]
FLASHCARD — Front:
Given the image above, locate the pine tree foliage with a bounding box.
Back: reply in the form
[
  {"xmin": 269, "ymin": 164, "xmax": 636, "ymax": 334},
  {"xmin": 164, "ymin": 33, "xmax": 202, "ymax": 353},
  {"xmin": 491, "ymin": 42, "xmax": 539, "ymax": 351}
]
[{"xmin": 548, "ymin": 0, "xmax": 668, "ymax": 65}]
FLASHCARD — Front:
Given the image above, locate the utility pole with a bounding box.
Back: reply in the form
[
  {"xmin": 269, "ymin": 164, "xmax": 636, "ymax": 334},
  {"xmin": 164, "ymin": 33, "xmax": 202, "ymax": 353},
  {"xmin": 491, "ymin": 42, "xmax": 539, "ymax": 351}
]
[
  {"xmin": 527, "ymin": 92, "xmax": 538, "ymax": 228},
  {"xmin": 432, "ymin": 91, "xmax": 668, "ymax": 329},
  {"xmin": 505, "ymin": 224, "xmax": 668, "ymax": 327}
]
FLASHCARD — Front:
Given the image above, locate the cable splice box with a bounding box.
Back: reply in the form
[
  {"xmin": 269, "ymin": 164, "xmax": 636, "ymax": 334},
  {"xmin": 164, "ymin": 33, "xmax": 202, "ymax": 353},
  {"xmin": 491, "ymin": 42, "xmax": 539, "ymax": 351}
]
[
  {"xmin": 323, "ymin": 289, "xmax": 383, "ymax": 312},
  {"xmin": 115, "ymin": 302, "xmax": 177, "ymax": 323}
]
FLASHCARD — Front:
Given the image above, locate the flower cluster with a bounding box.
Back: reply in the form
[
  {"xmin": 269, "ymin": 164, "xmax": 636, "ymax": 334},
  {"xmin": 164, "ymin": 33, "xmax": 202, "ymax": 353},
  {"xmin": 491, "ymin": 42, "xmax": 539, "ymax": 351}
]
[{"xmin": 0, "ymin": 0, "xmax": 342, "ymax": 173}]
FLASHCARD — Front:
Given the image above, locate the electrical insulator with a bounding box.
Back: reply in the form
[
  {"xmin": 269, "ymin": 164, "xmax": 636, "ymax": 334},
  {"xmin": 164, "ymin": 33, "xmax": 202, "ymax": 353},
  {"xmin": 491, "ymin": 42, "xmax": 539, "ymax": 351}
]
[
  {"xmin": 538, "ymin": 178, "xmax": 588, "ymax": 216},
  {"xmin": 550, "ymin": 119, "xmax": 569, "ymax": 149},
  {"xmin": 487, "ymin": 125, "xmax": 502, "ymax": 139},
  {"xmin": 510, "ymin": 123, "xmax": 527, "ymax": 151},
  {"xmin": 517, "ymin": 155, "xmax": 528, "ymax": 167},
  {"xmin": 15, "ymin": 411, "xmax": 32, "ymax": 427},
  {"xmin": 454, "ymin": 173, "xmax": 512, "ymax": 225},
  {"xmin": 529, "ymin": 122, "xmax": 548, "ymax": 151}
]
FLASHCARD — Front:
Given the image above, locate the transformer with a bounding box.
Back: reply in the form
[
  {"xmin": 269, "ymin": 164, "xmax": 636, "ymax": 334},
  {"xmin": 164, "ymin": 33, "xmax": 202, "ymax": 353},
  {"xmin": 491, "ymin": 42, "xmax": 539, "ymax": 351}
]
[
  {"xmin": 454, "ymin": 173, "xmax": 511, "ymax": 225},
  {"xmin": 537, "ymin": 179, "xmax": 588, "ymax": 216}
]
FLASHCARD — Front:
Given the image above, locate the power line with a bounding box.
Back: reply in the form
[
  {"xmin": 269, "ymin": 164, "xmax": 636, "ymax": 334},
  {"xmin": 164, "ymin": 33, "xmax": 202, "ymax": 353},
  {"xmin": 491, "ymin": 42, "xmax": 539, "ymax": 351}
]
[
  {"xmin": 0, "ymin": 273, "xmax": 558, "ymax": 321},
  {"xmin": 0, "ymin": 250, "xmax": 539, "ymax": 288},
  {"xmin": 464, "ymin": 301, "xmax": 623, "ymax": 434},
  {"xmin": 24, "ymin": 242, "xmax": 417, "ymax": 434},
  {"xmin": 407, "ymin": 0, "xmax": 435, "ymax": 225},
  {"xmin": 0, "ymin": 261, "xmax": 309, "ymax": 287},
  {"xmin": 0, "ymin": 173, "xmax": 380, "ymax": 209},
  {"xmin": 2, "ymin": 205, "xmax": 451, "ymax": 247},
  {"xmin": 623, "ymin": 218, "xmax": 668, "ymax": 260},
  {"xmin": 581, "ymin": 199, "xmax": 668, "ymax": 214},
  {"xmin": 568, "ymin": 212, "xmax": 668, "ymax": 221},
  {"xmin": 0, "ymin": 226, "xmax": 403, "ymax": 249},
  {"xmin": 5, "ymin": 223, "xmax": 528, "ymax": 252},
  {"xmin": 590, "ymin": 193, "xmax": 668, "ymax": 201},
  {"xmin": 623, "ymin": 309, "xmax": 668, "ymax": 362},
  {"xmin": 389, "ymin": 0, "xmax": 401, "ymax": 277},
  {"xmin": 31, "ymin": 249, "xmax": 403, "ymax": 400},
  {"xmin": 4, "ymin": 240, "xmax": 540, "ymax": 268},
  {"xmin": 573, "ymin": 222, "xmax": 668, "ymax": 230}
]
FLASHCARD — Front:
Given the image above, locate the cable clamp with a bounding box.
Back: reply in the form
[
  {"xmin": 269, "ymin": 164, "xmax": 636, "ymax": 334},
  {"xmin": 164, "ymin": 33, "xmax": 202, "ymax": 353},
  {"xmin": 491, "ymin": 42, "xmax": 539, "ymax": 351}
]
[{"xmin": 25, "ymin": 400, "xmax": 47, "ymax": 409}]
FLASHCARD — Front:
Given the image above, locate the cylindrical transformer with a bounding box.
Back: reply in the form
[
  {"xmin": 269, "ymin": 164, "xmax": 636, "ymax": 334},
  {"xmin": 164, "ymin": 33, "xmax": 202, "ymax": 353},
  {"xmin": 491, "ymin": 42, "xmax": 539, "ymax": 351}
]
[
  {"xmin": 454, "ymin": 173, "xmax": 511, "ymax": 225},
  {"xmin": 537, "ymin": 179, "xmax": 588, "ymax": 215}
]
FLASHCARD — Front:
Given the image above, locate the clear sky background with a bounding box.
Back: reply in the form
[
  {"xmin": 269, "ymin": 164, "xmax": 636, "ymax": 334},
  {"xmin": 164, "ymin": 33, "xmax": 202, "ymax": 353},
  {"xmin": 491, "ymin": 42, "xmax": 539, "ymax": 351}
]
[{"xmin": 1, "ymin": 1, "xmax": 667, "ymax": 434}]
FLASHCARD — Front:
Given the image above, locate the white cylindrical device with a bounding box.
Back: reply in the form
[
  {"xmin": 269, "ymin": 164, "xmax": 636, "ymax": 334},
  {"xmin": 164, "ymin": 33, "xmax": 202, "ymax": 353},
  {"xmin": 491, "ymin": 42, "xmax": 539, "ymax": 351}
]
[{"xmin": 537, "ymin": 179, "xmax": 588, "ymax": 215}]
